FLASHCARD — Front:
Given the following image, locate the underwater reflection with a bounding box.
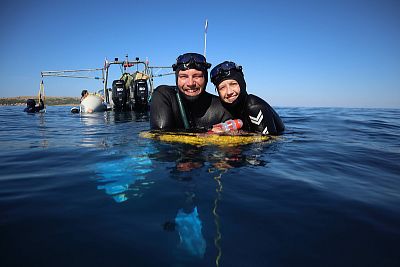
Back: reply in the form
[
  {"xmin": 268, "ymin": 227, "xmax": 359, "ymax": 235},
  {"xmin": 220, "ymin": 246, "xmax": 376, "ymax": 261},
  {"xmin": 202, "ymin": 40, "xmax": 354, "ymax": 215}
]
[
  {"xmin": 79, "ymin": 110, "xmax": 149, "ymax": 128},
  {"xmin": 79, "ymin": 110, "xmax": 150, "ymax": 148},
  {"xmin": 79, "ymin": 112, "xmax": 110, "ymax": 148},
  {"xmin": 151, "ymin": 142, "xmax": 272, "ymax": 263},
  {"xmin": 148, "ymin": 143, "xmax": 268, "ymax": 175},
  {"xmin": 94, "ymin": 154, "xmax": 152, "ymax": 202},
  {"xmin": 93, "ymin": 142, "xmax": 156, "ymax": 203},
  {"xmin": 94, "ymin": 131, "xmax": 275, "ymax": 262},
  {"xmin": 79, "ymin": 112, "xmax": 108, "ymax": 127},
  {"xmin": 104, "ymin": 110, "xmax": 150, "ymax": 124},
  {"xmin": 175, "ymin": 206, "xmax": 207, "ymax": 257},
  {"xmin": 38, "ymin": 112, "xmax": 49, "ymax": 148}
]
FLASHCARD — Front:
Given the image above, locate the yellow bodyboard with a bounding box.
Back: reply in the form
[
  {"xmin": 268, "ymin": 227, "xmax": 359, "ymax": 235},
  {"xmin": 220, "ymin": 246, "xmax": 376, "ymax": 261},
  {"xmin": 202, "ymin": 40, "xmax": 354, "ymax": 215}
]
[{"xmin": 140, "ymin": 131, "xmax": 273, "ymax": 147}]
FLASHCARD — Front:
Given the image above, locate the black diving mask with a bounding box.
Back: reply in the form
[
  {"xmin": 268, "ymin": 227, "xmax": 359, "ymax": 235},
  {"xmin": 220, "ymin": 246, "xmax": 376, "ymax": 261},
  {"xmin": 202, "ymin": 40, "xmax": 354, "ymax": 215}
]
[
  {"xmin": 172, "ymin": 53, "xmax": 211, "ymax": 71},
  {"xmin": 210, "ymin": 61, "xmax": 243, "ymax": 85}
]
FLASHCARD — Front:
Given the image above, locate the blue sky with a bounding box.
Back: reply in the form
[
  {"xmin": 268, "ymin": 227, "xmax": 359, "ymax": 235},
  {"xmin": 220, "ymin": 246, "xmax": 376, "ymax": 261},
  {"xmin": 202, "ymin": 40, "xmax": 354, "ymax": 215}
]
[{"xmin": 1, "ymin": 0, "xmax": 399, "ymax": 108}]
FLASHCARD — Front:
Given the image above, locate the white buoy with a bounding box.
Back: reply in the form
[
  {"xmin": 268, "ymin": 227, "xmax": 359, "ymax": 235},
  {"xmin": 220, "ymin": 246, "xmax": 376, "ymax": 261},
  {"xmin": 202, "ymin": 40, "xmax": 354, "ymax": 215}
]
[{"xmin": 80, "ymin": 94, "xmax": 107, "ymax": 113}]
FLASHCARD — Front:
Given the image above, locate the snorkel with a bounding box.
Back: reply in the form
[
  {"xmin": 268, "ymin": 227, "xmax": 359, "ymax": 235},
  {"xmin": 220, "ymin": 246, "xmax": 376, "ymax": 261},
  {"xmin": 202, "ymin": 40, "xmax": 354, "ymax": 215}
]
[{"xmin": 175, "ymin": 90, "xmax": 190, "ymax": 129}]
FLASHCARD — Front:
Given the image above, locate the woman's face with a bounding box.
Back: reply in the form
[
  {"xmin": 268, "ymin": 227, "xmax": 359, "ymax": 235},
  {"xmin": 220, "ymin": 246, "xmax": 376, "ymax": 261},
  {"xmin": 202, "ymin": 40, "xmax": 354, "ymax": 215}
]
[{"xmin": 217, "ymin": 79, "xmax": 240, "ymax": 103}]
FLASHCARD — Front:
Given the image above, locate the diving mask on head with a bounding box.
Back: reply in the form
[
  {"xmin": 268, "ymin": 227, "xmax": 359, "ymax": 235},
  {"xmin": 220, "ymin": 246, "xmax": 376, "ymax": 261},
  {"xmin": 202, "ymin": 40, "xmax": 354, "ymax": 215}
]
[
  {"xmin": 210, "ymin": 61, "xmax": 243, "ymax": 86},
  {"xmin": 172, "ymin": 53, "xmax": 211, "ymax": 72}
]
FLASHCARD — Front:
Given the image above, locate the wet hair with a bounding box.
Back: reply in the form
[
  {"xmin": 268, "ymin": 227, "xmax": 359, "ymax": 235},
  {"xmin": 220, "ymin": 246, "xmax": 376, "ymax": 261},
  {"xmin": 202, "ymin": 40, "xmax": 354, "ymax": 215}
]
[{"xmin": 26, "ymin": 99, "xmax": 36, "ymax": 108}]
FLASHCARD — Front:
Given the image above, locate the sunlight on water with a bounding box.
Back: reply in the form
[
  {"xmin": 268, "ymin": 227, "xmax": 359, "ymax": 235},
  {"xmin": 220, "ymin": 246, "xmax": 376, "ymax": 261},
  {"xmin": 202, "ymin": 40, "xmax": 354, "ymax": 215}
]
[{"xmin": 94, "ymin": 141, "xmax": 156, "ymax": 202}]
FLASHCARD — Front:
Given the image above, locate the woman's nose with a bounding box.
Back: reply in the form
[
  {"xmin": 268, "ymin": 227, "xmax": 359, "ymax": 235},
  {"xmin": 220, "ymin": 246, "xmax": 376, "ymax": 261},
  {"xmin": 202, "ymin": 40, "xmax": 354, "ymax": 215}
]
[{"xmin": 226, "ymin": 85, "xmax": 234, "ymax": 94}]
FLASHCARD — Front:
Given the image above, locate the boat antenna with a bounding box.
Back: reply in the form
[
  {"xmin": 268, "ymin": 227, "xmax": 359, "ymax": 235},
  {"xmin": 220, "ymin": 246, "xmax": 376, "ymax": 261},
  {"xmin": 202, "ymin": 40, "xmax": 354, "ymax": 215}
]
[
  {"xmin": 124, "ymin": 54, "xmax": 129, "ymax": 72},
  {"xmin": 204, "ymin": 19, "xmax": 208, "ymax": 57}
]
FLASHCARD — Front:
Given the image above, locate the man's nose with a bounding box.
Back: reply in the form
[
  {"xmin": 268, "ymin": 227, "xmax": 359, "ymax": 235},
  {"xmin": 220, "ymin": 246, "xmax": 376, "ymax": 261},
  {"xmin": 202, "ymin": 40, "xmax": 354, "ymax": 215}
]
[{"xmin": 187, "ymin": 76, "xmax": 196, "ymax": 86}]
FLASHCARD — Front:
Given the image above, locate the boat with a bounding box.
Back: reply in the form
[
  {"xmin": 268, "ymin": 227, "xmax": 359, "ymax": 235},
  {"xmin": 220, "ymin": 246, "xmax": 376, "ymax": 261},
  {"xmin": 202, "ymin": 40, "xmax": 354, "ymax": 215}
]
[
  {"xmin": 41, "ymin": 55, "xmax": 173, "ymax": 113},
  {"xmin": 39, "ymin": 20, "xmax": 210, "ymax": 114}
]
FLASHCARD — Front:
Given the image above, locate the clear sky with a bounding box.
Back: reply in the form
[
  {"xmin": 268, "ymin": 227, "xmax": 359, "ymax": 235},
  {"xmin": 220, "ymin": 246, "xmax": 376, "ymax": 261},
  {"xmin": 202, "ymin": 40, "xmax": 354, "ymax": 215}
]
[{"xmin": 1, "ymin": 0, "xmax": 399, "ymax": 108}]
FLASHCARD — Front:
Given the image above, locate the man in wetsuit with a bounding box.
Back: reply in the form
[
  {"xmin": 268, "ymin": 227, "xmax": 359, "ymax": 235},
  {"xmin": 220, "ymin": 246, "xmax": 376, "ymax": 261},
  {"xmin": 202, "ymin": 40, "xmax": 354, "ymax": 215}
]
[
  {"xmin": 150, "ymin": 53, "xmax": 232, "ymax": 131},
  {"xmin": 24, "ymin": 97, "xmax": 45, "ymax": 113},
  {"xmin": 210, "ymin": 61, "xmax": 285, "ymax": 135}
]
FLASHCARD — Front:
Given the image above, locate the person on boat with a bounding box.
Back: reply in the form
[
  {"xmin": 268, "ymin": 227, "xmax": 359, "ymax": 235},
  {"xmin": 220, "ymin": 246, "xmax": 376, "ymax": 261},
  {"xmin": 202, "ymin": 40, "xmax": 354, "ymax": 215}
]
[
  {"xmin": 80, "ymin": 89, "xmax": 89, "ymax": 102},
  {"xmin": 150, "ymin": 52, "xmax": 232, "ymax": 131},
  {"xmin": 210, "ymin": 61, "xmax": 285, "ymax": 135},
  {"xmin": 24, "ymin": 97, "xmax": 44, "ymax": 113}
]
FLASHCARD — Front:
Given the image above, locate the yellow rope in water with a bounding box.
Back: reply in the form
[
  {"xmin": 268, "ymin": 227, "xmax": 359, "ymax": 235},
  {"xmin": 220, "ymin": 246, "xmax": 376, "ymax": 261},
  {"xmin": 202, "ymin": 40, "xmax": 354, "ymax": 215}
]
[{"xmin": 211, "ymin": 168, "xmax": 227, "ymax": 267}]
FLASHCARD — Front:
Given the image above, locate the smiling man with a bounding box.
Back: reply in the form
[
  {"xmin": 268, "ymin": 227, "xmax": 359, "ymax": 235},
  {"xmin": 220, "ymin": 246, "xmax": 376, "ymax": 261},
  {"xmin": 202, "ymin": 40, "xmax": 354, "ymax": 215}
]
[{"xmin": 150, "ymin": 53, "xmax": 231, "ymax": 130}]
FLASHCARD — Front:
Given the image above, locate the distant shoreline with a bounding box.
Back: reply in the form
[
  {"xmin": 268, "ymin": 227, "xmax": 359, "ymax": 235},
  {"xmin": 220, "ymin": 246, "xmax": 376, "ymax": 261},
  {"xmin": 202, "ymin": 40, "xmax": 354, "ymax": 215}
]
[{"xmin": 0, "ymin": 96, "xmax": 80, "ymax": 106}]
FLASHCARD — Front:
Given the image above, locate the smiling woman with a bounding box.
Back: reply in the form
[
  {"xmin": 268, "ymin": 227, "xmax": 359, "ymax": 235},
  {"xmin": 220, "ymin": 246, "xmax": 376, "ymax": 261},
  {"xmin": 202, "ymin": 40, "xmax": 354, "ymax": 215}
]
[
  {"xmin": 216, "ymin": 79, "xmax": 241, "ymax": 104},
  {"xmin": 210, "ymin": 61, "xmax": 285, "ymax": 135}
]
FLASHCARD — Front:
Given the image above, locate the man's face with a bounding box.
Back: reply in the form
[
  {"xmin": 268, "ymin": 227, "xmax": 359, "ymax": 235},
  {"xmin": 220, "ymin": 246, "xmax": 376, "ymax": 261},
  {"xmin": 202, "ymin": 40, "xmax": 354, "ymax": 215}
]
[
  {"xmin": 177, "ymin": 69, "xmax": 206, "ymax": 97},
  {"xmin": 217, "ymin": 79, "xmax": 240, "ymax": 103}
]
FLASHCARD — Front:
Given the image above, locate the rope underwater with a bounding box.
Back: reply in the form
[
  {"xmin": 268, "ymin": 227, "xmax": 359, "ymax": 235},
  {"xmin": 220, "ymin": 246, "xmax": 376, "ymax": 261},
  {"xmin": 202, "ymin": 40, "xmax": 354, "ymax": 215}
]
[{"xmin": 210, "ymin": 168, "xmax": 227, "ymax": 267}]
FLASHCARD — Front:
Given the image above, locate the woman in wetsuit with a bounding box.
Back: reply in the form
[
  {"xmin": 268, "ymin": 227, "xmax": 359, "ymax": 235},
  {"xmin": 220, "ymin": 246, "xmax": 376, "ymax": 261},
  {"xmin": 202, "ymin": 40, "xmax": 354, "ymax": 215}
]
[
  {"xmin": 150, "ymin": 53, "xmax": 232, "ymax": 131},
  {"xmin": 210, "ymin": 61, "xmax": 284, "ymax": 135}
]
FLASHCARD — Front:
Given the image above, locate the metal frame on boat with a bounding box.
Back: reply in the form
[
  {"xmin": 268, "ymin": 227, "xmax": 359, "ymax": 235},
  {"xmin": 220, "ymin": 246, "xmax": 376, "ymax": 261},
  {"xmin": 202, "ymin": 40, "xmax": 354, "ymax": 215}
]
[{"xmin": 41, "ymin": 55, "xmax": 173, "ymax": 112}]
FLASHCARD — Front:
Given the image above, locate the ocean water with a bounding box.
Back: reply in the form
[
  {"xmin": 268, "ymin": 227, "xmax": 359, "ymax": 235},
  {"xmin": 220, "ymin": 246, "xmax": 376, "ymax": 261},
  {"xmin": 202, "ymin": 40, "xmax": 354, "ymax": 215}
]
[{"xmin": 0, "ymin": 106, "xmax": 399, "ymax": 267}]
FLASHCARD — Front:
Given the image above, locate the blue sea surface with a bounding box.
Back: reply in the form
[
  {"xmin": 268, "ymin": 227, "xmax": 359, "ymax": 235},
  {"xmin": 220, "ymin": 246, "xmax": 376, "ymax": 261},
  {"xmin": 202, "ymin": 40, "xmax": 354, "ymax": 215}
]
[{"xmin": 0, "ymin": 106, "xmax": 399, "ymax": 267}]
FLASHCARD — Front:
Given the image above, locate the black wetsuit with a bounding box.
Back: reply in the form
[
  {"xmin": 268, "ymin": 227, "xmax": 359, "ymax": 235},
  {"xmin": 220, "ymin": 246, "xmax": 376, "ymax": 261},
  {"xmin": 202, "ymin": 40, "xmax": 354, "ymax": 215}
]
[
  {"xmin": 150, "ymin": 85, "xmax": 232, "ymax": 130},
  {"xmin": 233, "ymin": 94, "xmax": 285, "ymax": 135},
  {"xmin": 24, "ymin": 99, "xmax": 45, "ymax": 113},
  {"xmin": 216, "ymin": 70, "xmax": 284, "ymax": 135}
]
